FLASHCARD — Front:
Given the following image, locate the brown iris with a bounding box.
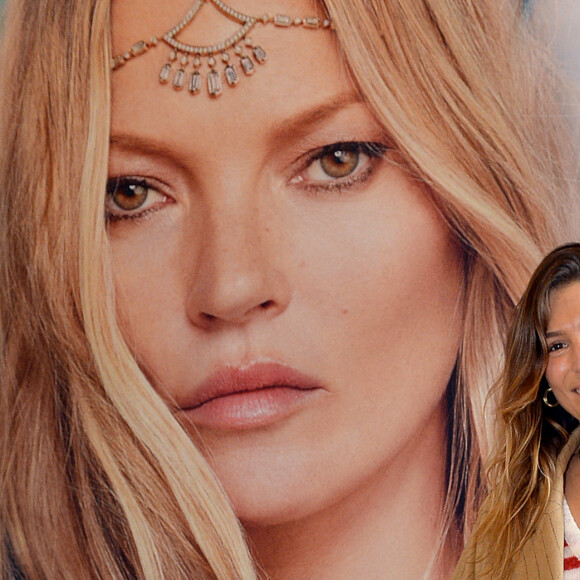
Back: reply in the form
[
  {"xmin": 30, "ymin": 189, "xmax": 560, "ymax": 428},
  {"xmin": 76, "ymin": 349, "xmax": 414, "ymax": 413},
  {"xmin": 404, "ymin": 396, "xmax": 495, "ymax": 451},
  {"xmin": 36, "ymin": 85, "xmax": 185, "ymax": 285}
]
[
  {"xmin": 320, "ymin": 149, "xmax": 360, "ymax": 179},
  {"xmin": 111, "ymin": 182, "xmax": 149, "ymax": 211}
]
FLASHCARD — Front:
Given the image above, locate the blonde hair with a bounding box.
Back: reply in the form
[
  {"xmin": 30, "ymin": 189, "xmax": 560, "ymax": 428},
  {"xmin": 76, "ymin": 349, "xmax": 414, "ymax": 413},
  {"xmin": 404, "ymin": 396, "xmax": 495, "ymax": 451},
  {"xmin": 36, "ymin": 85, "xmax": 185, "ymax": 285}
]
[
  {"xmin": 0, "ymin": 1, "xmax": 255, "ymax": 578},
  {"xmin": 0, "ymin": 0, "xmax": 573, "ymax": 577},
  {"xmin": 458, "ymin": 244, "xmax": 580, "ymax": 577}
]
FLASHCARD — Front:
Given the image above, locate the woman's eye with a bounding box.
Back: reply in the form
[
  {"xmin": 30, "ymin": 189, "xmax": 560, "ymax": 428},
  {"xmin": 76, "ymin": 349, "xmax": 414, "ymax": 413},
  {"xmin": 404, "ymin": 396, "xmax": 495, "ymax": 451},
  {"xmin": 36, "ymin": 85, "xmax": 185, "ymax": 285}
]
[
  {"xmin": 548, "ymin": 341, "xmax": 568, "ymax": 353},
  {"xmin": 106, "ymin": 178, "xmax": 170, "ymax": 222},
  {"xmin": 291, "ymin": 141, "xmax": 387, "ymax": 190},
  {"xmin": 319, "ymin": 148, "xmax": 362, "ymax": 179}
]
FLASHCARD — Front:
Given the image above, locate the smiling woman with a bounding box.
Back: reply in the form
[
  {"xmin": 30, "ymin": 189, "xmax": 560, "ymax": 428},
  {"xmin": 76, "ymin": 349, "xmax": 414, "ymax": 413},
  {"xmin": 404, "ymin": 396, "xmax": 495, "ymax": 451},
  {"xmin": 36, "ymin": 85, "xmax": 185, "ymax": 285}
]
[
  {"xmin": 453, "ymin": 244, "xmax": 580, "ymax": 578},
  {"xmin": 0, "ymin": 0, "xmax": 575, "ymax": 579}
]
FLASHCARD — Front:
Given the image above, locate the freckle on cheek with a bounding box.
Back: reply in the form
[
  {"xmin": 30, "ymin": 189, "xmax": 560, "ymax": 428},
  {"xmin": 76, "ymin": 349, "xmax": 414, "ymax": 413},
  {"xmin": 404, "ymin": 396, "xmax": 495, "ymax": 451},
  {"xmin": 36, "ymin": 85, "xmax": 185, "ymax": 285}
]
[{"xmin": 341, "ymin": 307, "xmax": 349, "ymax": 315}]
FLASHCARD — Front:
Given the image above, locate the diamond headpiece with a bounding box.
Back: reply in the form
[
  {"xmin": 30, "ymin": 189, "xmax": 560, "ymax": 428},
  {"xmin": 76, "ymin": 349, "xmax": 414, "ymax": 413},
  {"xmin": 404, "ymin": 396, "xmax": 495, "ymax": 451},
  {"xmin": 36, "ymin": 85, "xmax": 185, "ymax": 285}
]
[{"xmin": 112, "ymin": 0, "xmax": 333, "ymax": 97}]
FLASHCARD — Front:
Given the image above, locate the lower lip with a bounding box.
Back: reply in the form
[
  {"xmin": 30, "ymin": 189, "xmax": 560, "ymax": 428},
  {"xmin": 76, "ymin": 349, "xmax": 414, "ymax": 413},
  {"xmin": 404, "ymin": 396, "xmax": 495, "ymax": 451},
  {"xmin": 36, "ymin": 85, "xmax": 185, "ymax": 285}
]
[{"xmin": 182, "ymin": 386, "xmax": 321, "ymax": 430}]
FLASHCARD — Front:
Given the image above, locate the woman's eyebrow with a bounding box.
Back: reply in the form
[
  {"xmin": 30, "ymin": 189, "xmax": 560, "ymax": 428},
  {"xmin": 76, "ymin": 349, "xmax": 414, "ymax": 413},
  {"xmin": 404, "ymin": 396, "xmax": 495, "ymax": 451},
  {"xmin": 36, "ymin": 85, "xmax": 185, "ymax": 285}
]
[
  {"xmin": 109, "ymin": 93, "xmax": 367, "ymax": 167},
  {"xmin": 109, "ymin": 94, "xmax": 361, "ymax": 151},
  {"xmin": 269, "ymin": 92, "xmax": 364, "ymax": 143},
  {"xmin": 109, "ymin": 132, "xmax": 193, "ymax": 175},
  {"xmin": 110, "ymin": 133, "xmax": 174, "ymax": 158}
]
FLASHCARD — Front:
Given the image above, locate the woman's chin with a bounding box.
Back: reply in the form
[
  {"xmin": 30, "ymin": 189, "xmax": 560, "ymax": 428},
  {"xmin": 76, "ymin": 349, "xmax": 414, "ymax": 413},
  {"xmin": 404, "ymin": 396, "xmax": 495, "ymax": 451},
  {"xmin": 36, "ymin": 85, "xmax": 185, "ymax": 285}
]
[{"xmin": 208, "ymin": 455, "xmax": 334, "ymax": 527}]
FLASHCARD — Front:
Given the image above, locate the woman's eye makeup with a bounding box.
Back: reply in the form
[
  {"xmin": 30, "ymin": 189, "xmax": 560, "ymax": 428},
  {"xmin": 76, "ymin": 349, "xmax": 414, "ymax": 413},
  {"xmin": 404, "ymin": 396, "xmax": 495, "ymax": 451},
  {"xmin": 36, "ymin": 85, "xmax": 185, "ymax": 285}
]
[
  {"xmin": 105, "ymin": 177, "xmax": 171, "ymax": 223},
  {"xmin": 290, "ymin": 141, "xmax": 387, "ymax": 193}
]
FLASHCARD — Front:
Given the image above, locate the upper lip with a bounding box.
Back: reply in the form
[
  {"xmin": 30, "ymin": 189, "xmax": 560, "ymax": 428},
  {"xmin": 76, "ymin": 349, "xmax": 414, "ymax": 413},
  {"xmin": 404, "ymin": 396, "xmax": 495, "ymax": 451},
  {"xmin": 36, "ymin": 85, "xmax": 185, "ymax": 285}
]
[{"xmin": 180, "ymin": 362, "xmax": 323, "ymax": 410}]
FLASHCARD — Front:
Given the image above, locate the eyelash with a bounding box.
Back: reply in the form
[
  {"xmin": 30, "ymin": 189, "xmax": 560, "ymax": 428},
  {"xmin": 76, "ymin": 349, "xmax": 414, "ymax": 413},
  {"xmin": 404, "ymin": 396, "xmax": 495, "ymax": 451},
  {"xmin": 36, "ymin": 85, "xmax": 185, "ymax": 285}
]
[
  {"xmin": 105, "ymin": 177, "xmax": 170, "ymax": 223},
  {"xmin": 291, "ymin": 141, "xmax": 387, "ymax": 194},
  {"xmin": 105, "ymin": 141, "xmax": 388, "ymax": 223},
  {"xmin": 548, "ymin": 341, "xmax": 568, "ymax": 353}
]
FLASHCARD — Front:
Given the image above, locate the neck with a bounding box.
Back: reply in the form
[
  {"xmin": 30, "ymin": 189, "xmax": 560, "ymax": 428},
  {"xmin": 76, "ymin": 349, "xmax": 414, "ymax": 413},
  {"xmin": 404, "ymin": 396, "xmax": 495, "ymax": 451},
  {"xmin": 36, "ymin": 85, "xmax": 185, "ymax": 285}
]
[{"xmin": 244, "ymin": 401, "xmax": 458, "ymax": 579}]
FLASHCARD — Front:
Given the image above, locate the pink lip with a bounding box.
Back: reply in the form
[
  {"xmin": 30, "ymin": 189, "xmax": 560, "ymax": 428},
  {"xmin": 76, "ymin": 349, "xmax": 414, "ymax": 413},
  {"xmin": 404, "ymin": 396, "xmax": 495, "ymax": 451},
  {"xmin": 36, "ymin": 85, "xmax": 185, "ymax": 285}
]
[{"xmin": 179, "ymin": 362, "xmax": 324, "ymax": 430}]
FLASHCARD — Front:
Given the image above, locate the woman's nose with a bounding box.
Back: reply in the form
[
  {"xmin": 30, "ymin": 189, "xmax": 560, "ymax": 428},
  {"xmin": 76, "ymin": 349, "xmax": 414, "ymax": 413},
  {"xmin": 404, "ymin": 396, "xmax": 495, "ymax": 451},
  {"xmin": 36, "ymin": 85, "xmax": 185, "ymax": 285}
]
[{"xmin": 185, "ymin": 202, "xmax": 291, "ymax": 329}]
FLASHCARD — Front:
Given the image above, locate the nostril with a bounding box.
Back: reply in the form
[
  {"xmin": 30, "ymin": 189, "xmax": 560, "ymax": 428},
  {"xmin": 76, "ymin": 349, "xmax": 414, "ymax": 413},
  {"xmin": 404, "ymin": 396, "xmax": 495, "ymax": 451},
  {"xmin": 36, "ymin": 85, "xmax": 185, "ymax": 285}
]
[{"xmin": 197, "ymin": 300, "xmax": 278, "ymax": 325}]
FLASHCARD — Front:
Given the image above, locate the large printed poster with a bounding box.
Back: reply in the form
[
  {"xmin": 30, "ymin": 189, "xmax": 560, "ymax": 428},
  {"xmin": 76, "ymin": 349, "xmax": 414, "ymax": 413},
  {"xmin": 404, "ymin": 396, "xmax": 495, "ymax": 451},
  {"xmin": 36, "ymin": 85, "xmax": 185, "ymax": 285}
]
[{"xmin": 0, "ymin": 0, "xmax": 579, "ymax": 579}]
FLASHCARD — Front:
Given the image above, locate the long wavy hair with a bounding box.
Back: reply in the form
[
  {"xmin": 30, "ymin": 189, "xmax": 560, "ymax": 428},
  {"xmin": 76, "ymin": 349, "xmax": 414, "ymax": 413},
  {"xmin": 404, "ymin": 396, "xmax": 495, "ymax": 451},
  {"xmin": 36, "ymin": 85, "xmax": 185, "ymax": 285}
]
[
  {"xmin": 0, "ymin": 0, "xmax": 573, "ymax": 577},
  {"xmin": 465, "ymin": 243, "xmax": 580, "ymax": 577}
]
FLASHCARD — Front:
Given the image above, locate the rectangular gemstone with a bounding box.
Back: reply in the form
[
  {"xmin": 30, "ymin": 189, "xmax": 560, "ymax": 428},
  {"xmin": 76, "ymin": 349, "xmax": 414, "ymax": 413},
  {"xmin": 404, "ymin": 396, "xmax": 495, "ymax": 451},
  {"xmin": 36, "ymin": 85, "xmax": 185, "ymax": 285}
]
[
  {"xmin": 159, "ymin": 63, "xmax": 172, "ymax": 84},
  {"xmin": 131, "ymin": 41, "xmax": 148, "ymax": 56},
  {"xmin": 172, "ymin": 68, "xmax": 186, "ymax": 89},
  {"xmin": 207, "ymin": 70, "xmax": 222, "ymax": 96},
  {"xmin": 189, "ymin": 71, "xmax": 201, "ymax": 93},
  {"xmin": 224, "ymin": 65, "xmax": 239, "ymax": 86},
  {"xmin": 274, "ymin": 14, "xmax": 292, "ymax": 27},
  {"xmin": 112, "ymin": 55, "xmax": 125, "ymax": 70},
  {"xmin": 303, "ymin": 17, "xmax": 321, "ymax": 28},
  {"xmin": 240, "ymin": 56, "xmax": 255, "ymax": 75},
  {"xmin": 252, "ymin": 46, "xmax": 267, "ymax": 63}
]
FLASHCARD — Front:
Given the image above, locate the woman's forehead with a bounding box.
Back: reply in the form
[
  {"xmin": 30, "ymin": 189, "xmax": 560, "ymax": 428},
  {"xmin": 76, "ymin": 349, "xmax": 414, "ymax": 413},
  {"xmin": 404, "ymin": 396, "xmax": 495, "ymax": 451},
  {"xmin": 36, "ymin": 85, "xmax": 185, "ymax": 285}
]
[{"xmin": 109, "ymin": 0, "xmax": 361, "ymax": 154}]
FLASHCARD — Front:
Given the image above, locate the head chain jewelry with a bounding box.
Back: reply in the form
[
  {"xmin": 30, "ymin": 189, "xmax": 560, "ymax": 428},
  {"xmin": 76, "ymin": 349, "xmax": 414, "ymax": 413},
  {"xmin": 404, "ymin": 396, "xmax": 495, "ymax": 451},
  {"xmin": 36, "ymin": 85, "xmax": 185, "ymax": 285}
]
[
  {"xmin": 111, "ymin": 0, "xmax": 333, "ymax": 97},
  {"xmin": 542, "ymin": 386, "xmax": 560, "ymax": 408}
]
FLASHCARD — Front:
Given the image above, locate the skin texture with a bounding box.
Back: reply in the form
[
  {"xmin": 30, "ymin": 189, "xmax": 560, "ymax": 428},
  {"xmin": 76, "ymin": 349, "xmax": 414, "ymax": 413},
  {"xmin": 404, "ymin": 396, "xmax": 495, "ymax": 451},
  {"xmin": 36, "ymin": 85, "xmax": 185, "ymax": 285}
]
[
  {"xmin": 110, "ymin": 0, "xmax": 464, "ymax": 577},
  {"xmin": 545, "ymin": 282, "xmax": 580, "ymax": 419},
  {"xmin": 546, "ymin": 282, "xmax": 580, "ymax": 527}
]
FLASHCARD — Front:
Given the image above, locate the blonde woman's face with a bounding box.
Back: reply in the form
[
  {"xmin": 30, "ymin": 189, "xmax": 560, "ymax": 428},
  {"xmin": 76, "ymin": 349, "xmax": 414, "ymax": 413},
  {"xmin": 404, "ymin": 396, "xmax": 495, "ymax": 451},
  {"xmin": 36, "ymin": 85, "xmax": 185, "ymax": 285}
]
[
  {"xmin": 545, "ymin": 282, "xmax": 580, "ymax": 420},
  {"xmin": 110, "ymin": 0, "xmax": 463, "ymax": 525}
]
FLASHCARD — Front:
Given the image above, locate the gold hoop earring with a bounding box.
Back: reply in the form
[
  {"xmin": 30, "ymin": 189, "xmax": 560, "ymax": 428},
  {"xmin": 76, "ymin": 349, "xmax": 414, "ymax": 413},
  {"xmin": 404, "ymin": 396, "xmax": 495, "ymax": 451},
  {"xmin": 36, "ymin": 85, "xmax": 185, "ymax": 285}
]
[{"xmin": 543, "ymin": 386, "xmax": 560, "ymax": 408}]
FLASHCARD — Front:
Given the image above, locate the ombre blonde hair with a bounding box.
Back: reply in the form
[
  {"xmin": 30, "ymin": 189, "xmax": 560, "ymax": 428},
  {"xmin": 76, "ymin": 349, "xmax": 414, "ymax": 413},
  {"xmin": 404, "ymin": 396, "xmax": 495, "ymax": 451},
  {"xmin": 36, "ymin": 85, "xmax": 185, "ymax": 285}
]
[{"xmin": 0, "ymin": 0, "xmax": 573, "ymax": 577}]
